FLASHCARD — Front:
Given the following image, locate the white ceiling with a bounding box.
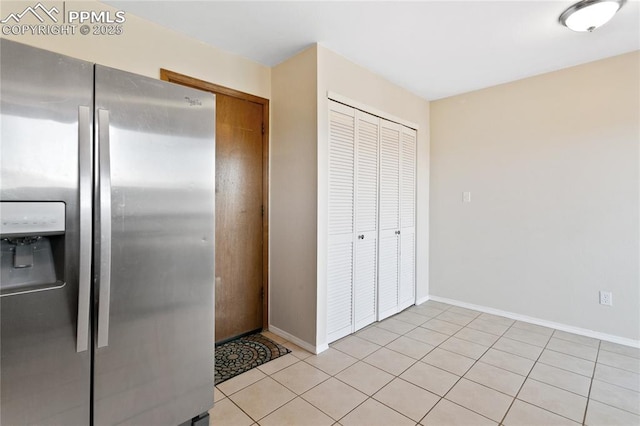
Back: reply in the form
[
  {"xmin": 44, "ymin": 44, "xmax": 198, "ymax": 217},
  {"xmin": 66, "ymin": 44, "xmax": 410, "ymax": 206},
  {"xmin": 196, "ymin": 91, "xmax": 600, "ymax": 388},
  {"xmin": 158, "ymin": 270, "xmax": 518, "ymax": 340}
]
[{"xmin": 102, "ymin": 1, "xmax": 639, "ymax": 100}]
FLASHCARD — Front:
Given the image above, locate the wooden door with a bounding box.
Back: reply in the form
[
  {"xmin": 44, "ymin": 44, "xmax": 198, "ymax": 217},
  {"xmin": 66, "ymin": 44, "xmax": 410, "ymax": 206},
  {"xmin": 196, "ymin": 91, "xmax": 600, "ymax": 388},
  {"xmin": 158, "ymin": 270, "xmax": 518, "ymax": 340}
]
[
  {"xmin": 159, "ymin": 70, "xmax": 269, "ymax": 343},
  {"xmin": 215, "ymin": 93, "xmax": 265, "ymax": 341}
]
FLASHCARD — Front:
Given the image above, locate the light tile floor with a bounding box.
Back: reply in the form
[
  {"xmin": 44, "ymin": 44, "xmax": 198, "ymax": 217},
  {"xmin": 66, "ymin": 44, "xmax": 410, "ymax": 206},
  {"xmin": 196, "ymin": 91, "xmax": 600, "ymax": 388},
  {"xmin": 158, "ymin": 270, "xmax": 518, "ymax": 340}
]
[{"xmin": 209, "ymin": 301, "xmax": 640, "ymax": 425}]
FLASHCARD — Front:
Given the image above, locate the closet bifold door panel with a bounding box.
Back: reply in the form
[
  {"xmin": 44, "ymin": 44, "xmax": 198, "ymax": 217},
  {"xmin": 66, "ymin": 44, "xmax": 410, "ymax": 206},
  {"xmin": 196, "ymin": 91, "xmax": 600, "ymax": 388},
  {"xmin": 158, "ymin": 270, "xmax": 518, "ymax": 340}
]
[
  {"xmin": 377, "ymin": 119, "xmax": 401, "ymax": 320},
  {"xmin": 326, "ymin": 98, "xmax": 416, "ymax": 343},
  {"xmin": 353, "ymin": 111, "xmax": 379, "ymax": 331},
  {"xmin": 398, "ymin": 126, "xmax": 417, "ymax": 310},
  {"xmin": 327, "ymin": 101, "xmax": 356, "ymax": 342}
]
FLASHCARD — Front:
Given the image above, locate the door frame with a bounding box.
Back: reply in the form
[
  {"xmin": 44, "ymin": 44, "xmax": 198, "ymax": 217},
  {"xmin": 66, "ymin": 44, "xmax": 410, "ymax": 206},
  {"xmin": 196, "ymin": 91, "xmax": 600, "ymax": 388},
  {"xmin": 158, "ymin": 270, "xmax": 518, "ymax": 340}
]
[{"xmin": 160, "ymin": 69, "xmax": 270, "ymax": 330}]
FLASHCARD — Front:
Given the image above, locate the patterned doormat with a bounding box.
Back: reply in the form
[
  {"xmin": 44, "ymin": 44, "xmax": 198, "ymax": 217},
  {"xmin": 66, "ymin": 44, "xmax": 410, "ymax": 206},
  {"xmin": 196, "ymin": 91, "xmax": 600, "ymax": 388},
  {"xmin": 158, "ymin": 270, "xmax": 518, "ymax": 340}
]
[{"xmin": 215, "ymin": 333, "xmax": 291, "ymax": 385}]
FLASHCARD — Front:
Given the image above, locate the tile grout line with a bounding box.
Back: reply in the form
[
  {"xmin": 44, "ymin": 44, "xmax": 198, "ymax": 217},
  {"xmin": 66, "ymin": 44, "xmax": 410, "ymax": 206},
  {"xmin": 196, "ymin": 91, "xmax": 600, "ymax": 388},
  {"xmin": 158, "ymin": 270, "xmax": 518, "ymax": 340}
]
[
  {"xmin": 582, "ymin": 339, "xmax": 601, "ymax": 425},
  {"xmin": 535, "ymin": 347, "xmax": 597, "ymax": 376},
  {"xmin": 498, "ymin": 327, "xmax": 608, "ymax": 425},
  {"xmin": 438, "ymin": 318, "xmax": 523, "ymax": 424},
  {"xmin": 511, "ymin": 329, "xmax": 599, "ymax": 399},
  {"xmin": 408, "ymin": 302, "xmax": 463, "ymax": 424},
  {"xmin": 331, "ymin": 303, "xmax": 455, "ymax": 425},
  {"xmin": 415, "ymin": 309, "xmax": 527, "ymax": 423},
  {"xmin": 324, "ymin": 358, "xmax": 416, "ymax": 424},
  {"xmin": 356, "ymin": 314, "xmax": 460, "ymax": 417},
  {"xmin": 523, "ymin": 335, "xmax": 640, "ymax": 411},
  {"xmin": 300, "ymin": 336, "xmax": 416, "ymax": 424},
  {"xmin": 226, "ymin": 375, "xmax": 292, "ymax": 424},
  {"xmin": 497, "ymin": 325, "xmax": 554, "ymax": 425},
  {"xmin": 361, "ymin": 350, "xmax": 420, "ymax": 377},
  {"xmin": 264, "ymin": 351, "xmax": 359, "ymax": 424},
  {"xmin": 582, "ymin": 351, "xmax": 640, "ymax": 418},
  {"xmin": 594, "ymin": 350, "xmax": 640, "ymax": 374},
  {"xmin": 416, "ymin": 314, "xmax": 503, "ymax": 425},
  {"xmin": 297, "ymin": 370, "xmax": 366, "ymax": 422},
  {"xmin": 368, "ymin": 324, "xmax": 483, "ymax": 423},
  {"xmin": 229, "ymin": 345, "xmax": 309, "ymax": 424},
  {"xmin": 300, "ymin": 354, "xmax": 355, "ymax": 377},
  {"xmin": 344, "ymin": 325, "xmax": 439, "ymax": 424}
]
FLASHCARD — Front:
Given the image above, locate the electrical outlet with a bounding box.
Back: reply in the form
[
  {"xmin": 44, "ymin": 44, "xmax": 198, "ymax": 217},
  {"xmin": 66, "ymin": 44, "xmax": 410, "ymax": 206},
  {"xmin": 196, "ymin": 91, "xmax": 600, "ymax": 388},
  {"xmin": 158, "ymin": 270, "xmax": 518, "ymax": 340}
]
[{"xmin": 599, "ymin": 291, "xmax": 612, "ymax": 306}]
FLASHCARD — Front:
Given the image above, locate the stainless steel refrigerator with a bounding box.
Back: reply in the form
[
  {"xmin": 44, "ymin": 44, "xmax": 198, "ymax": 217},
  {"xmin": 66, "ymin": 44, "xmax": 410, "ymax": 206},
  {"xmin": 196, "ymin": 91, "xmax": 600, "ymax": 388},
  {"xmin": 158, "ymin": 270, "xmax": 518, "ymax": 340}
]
[{"xmin": 0, "ymin": 39, "xmax": 215, "ymax": 426}]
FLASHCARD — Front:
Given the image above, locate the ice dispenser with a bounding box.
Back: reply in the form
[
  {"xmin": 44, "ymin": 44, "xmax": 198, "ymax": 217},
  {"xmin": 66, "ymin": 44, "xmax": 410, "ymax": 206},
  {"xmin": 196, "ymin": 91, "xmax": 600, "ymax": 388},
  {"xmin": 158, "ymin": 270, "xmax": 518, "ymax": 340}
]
[{"xmin": 0, "ymin": 202, "xmax": 66, "ymax": 296}]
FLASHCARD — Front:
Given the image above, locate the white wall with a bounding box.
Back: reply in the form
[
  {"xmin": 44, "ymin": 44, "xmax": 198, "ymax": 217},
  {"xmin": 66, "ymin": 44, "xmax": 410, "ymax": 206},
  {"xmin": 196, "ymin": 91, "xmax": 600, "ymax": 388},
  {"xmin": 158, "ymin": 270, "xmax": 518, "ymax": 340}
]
[
  {"xmin": 270, "ymin": 46, "xmax": 319, "ymax": 345},
  {"xmin": 0, "ymin": 1, "xmax": 270, "ymax": 99},
  {"xmin": 430, "ymin": 51, "xmax": 640, "ymax": 342}
]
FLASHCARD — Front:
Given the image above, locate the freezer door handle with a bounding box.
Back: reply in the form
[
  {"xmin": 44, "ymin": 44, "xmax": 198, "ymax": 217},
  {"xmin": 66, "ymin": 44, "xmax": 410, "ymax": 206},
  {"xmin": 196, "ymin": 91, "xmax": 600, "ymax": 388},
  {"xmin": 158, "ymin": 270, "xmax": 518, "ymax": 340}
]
[
  {"xmin": 77, "ymin": 106, "xmax": 92, "ymax": 352},
  {"xmin": 97, "ymin": 109, "xmax": 112, "ymax": 348}
]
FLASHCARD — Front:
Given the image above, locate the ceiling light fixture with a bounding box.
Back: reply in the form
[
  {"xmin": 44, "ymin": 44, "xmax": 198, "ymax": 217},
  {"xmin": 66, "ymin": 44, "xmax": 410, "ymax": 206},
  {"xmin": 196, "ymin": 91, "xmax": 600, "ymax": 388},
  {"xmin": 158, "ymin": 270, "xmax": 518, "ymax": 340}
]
[{"xmin": 559, "ymin": 0, "xmax": 626, "ymax": 32}]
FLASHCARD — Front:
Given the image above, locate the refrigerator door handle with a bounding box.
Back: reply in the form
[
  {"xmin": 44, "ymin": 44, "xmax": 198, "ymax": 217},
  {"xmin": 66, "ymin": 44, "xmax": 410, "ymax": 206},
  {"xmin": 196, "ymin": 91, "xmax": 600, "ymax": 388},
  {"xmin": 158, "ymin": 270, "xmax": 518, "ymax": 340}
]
[
  {"xmin": 77, "ymin": 106, "xmax": 92, "ymax": 353},
  {"xmin": 97, "ymin": 108, "xmax": 112, "ymax": 348}
]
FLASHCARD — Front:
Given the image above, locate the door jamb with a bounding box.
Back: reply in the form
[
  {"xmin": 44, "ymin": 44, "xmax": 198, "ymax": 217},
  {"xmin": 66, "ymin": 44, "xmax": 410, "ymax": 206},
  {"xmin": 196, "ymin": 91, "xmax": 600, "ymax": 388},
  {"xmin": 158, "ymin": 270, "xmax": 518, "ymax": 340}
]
[{"xmin": 160, "ymin": 69, "xmax": 270, "ymax": 331}]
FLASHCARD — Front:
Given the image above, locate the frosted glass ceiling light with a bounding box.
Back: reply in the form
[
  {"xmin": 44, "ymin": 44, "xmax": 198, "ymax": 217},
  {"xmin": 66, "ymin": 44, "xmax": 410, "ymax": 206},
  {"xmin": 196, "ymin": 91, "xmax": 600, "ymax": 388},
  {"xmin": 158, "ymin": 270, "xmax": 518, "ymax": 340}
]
[{"xmin": 559, "ymin": 0, "xmax": 626, "ymax": 32}]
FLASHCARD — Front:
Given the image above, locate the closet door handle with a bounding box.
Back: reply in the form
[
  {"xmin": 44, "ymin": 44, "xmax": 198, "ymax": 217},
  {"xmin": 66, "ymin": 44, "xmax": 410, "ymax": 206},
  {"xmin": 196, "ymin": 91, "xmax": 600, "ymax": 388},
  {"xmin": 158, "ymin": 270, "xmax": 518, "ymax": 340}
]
[
  {"xmin": 358, "ymin": 235, "xmax": 365, "ymax": 240},
  {"xmin": 395, "ymin": 230, "xmax": 401, "ymax": 235}
]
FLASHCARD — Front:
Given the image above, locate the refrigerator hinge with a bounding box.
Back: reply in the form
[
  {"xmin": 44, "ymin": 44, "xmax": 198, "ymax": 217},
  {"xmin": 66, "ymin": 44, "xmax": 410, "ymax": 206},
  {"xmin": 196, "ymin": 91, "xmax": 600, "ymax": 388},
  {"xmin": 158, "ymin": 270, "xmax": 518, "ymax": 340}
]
[{"xmin": 178, "ymin": 412, "xmax": 209, "ymax": 426}]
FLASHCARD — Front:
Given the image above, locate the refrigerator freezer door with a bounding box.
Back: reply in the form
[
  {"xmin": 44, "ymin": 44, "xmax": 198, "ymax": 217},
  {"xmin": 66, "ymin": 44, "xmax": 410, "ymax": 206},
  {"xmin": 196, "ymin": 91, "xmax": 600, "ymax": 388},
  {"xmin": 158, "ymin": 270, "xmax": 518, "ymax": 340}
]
[
  {"xmin": 93, "ymin": 65, "xmax": 215, "ymax": 425},
  {"xmin": 0, "ymin": 40, "xmax": 93, "ymax": 425}
]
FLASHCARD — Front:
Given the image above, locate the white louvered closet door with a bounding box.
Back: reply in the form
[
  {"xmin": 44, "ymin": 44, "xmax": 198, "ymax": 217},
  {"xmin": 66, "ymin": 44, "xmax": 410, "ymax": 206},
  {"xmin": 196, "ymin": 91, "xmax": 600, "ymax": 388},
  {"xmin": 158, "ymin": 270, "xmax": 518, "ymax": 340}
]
[
  {"xmin": 353, "ymin": 111, "xmax": 379, "ymax": 331},
  {"xmin": 398, "ymin": 126, "xmax": 417, "ymax": 310},
  {"xmin": 377, "ymin": 119, "xmax": 401, "ymax": 320},
  {"xmin": 327, "ymin": 101, "xmax": 356, "ymax": 342}
]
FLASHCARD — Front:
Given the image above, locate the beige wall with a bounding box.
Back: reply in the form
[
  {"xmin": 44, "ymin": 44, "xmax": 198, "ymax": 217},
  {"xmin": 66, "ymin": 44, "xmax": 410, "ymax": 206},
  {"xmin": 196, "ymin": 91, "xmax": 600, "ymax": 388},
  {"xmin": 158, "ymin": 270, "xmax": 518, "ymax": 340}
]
[
  {"xmin": 270, "ymin": 45, "xmax": 430, "ymax": 350},
  {"xmin": 430, "ymin": 51, "xmax": 640, "ymax": 341},
  {"xmin": 270, "ymin": 46, "xmax": 319, "ymax": 345},
  {"xmin": 0, "ymin": 1, "xmax": 270, "ymax": 98},
  {"xmin": 316, "ymin": 46, "xmax": 430, "ymax": 348}
]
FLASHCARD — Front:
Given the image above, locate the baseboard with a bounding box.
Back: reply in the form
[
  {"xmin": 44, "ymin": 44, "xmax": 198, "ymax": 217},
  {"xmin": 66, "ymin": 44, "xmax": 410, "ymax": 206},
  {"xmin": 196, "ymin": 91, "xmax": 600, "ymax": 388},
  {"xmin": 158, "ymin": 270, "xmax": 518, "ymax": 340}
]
[
  {"xmin": 315, "ymin": 342, "xmax": 329, "ymax": 353},
  {"xmin": 415, "ymin": 295, "xmax": 430, "ymax": 305},
  {"xmin": 429, "ymin": 295, "xmax": 640, "ymax": 349},
  {"xmin": 267, "ymin": 325, "xmax": 328, "ymax": 354}
]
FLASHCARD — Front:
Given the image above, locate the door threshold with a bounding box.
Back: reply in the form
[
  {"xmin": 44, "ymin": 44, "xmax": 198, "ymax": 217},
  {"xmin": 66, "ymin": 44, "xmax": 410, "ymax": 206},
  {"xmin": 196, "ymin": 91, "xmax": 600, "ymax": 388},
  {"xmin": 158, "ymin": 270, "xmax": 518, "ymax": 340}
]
[{"xmin": 215, "ymin": 328, "xmax": 263, "ymax": 347}]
